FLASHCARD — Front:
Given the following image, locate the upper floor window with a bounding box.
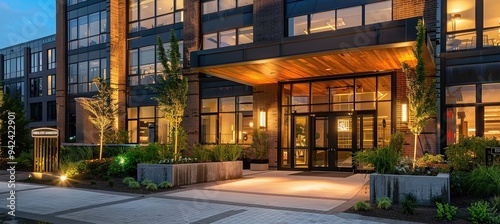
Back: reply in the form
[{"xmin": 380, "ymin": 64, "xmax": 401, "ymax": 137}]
[
  {"xmin": 67, "ymin": 0, "xmax": 86, "ymax": 6},
  {"xmin": 47, "ymin": 48, "xmax": 56, "ymax": 70},
  {"xmin": 48, "ymin": 75, "xmax": 56, "ymax": 96},
  {"xmin": 203, "ymin": 0, "xmax": 253, "ymax": 15},
  {"xmin": 3, "ymin": 57, "xmax": 24, "ymax": 79},
  {"xmin": 68, "ymin": 11, "xmax": 108, "ymax": 50},
  {"xmin": 203, "ymin": 26, "xmax": 253, "ymax": 50},
  {"xmin": 30, "ymin": 51, "xmax": 42, "ymax": 73},
  {"xmin": 30, "ymin": 77, "xmax": 43, "ymax": 98},
  {"xmin": 446, "ymin": 0, "xmax": 500, "ymax": 51},
  {"xmin": 128, "ymin": 41, "xmax": 184, "ymax": 86},
  {"xmin": 47, "ymin": 101, "xmax": 57, "ymax": 121},
  {"xmin": 30, "ymin": 103, "xmax": 43, "ymax": 122},
  {"xmin": 68, "ymin": 58, "xmax": 108, "ymax": 94},
  {"xmin": 288, "ymin": 1, "xmax": 391, "ymax": 37},
  {"xmin": 129, "ymin": 0, "xmax": 184, "ymax": 33}
]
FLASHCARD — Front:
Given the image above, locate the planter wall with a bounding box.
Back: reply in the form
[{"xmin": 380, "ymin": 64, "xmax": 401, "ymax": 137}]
[
  {"xmin": 370, "ymin": 173, "xmax": 450, "ymax": 206},
  {"xmin": 137, "ymin": 161, "xmax": 242, "ymax": 186},
  {"xmin": 250, "ymin": 163, "xmax": 268, "ymax": 171}
]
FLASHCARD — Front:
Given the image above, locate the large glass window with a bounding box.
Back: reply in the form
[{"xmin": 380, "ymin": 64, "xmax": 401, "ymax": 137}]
[
  {"xmin": 3, "ymin": 57, "xmax": 23, "ymax": 80},
  {"xmin": 30, "ymin": 77, "xmax": 43, "ymax": 98},
  {"xmin": 30, "ymin": 103, "xmax": 43, "ymax": 122},
  {"xmin": 337, "ymin": 6, "xmax": 362, "ymax": 29},
  {"xmin": 127, "ymin": 106, "xmax": 168, "ymax": 144},
  {"xmin": 68, "ymin": 11, "xmax": 108, "ymax": 50},
  {"xmin": 446, "ymin": 107, "xmax": 475, "ymax": 144},
  {"xmin": 48, "ymin": 75, "xmax": 56, "ymax": 96},
  {"xmin": 200, "ymin": 96, "xmax": 253, "ymax": 144},
  {"xmin": 128, "ymin": 41, "xmax": 184, "ymax": 86},
  {"xmin": 288, "ymin": 15, "xmax": 308, "ymax": 36},
  {"xmin": 47, "ymin": 101, "xmax": 57, "ymax": 121},
  {"xmin": 203, "ymin": 27, "xmax": 252, "ymax": 49},
  {"xmin": 30, "ymin": 51, "xmax": 42, "ymax": 73},
  {"xmin": 484, "ymin": 106, "xmax": 500, "ymax": 139},
  {"xmin": 68, "ymin": 58, "xmax": 107, "ymax": 94},
  {"xmin": 446, "ymin": 85, "xmax": 476, "ymax": 104},
  {"xmin": 47, "ymin": 48, "xmax": 56, "ymax": 70},
  {"xmin": 310, "ymin": 11, "xmax": 336, "ymax": 34},
  {"xmin": 129, "ymin": 0, "xmax": 184, "ymax": 33}
]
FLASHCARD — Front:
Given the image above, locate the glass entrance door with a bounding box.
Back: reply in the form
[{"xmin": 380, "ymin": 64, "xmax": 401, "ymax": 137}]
[
  {"xmin": 312, "ymin": 116, "xmax": 330, "ymax": 168},
  {"xmin": 334, "ymin": 115, "xmax": 353, "ymax": 170}
]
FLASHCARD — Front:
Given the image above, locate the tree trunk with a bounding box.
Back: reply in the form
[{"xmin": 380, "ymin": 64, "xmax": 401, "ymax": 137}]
[
  {"xmin": 174, "ymin": 120, "xmax": 178, "ymax": 160},
  {"xmin": 99, "ymin": 129, "xmax": 104, "ymax": 160},
  {"xmin": 412, "ymin": 133, "xmax": 418, "ymax": 169}
]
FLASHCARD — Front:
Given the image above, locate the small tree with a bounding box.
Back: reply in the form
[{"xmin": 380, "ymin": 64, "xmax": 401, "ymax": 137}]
[
  {"xmin": 0, "ymin": 92, "xmax": 31, "ymax": 157},
  {"xmin": 76, "ymin": 77, "xmax": 119, "ymax": 160},
  {"xmin": 152, "ymin": 30, "xmax": 188, "ymax": 157},
  {"xmin": 402, "ymin": 19, "xmax": 436, "ymax": 168}
]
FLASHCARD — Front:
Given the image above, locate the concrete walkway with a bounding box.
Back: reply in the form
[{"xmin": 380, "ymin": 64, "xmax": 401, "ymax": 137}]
[{"xmin": 0, "ymin": 171, "xmax": 421, "ymax": 224}]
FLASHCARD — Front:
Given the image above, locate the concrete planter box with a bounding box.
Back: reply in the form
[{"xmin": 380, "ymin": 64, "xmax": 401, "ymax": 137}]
[
  {"xmin": 137, "ymin": 161, "xmax": 242, "ymax": 186},
  {"xmin": 370, "ymin": 173, "xmax": 450, "ymax": 206}
]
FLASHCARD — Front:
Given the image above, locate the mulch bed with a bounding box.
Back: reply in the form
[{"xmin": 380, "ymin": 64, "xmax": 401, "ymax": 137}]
[
  {"xmin": 345, "ymin": 195, "xmax": 489, "ymax": 223},
  {"xmin": 21, "ymin": 174, "xmax": 178, "ymax": 194}
]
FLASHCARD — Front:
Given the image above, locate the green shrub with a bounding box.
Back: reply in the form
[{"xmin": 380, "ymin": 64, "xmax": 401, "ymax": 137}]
[
  {"xmin": 60, "ymin": 146, "xmax": 94, "ymax": 163},
  {"xmin": 431, "ymin": 195, "xmax": 446, "ymax": 207},
  {"xmin": 192, "ymin": 144, "xmax": 210, "ymax": 163},
  {"xmin": 445, "ymin": 136, "xmax": 499, "ymax": 171},
  {"xmin": 16, "ymin": 149, "xmax": 33, "ymax": 169},
  {"xmin": 251, "ymin": 129, "xmax": 268, "ymax": 160},
  {"xmin": 159, "ymin": 181, "xmax": 173, "ymax": 189},
  {"xmin": 401, "ymin": 193, "xmax": 417, "ymax": 215},
  {"xmin": 146, "ymin": 183, "xmax": 158, "ymax": 191},
  {"xmin": 59, "ymin": 161, "xmax": 81, "ymax": 177},
  {"xmin": 102, "ymin": 176, "xmax": 110, "ymax": 181},
  {"xmin": 122, "ymin": 177, "xmax": 135, "ymax": 185},
  {"xmin": 107, "ymin": 145, "xmax": 158, "ymax": 177},
  {"xmin": 90, "ymin": 181, "xmax": 96, "ymax": 185},
  {"xmin": 389, "ymin": 132, "xmax": 405, "ymax": 153},
  {"xmin": 354, "ymin": 146, "xmax": 400, "ymax": 174},
  {"xmin": 128, "ymin": 181, "xmax": 140, "ymax": 189},
  {"xmin": 141, "ymin": 179, "xmax": 153, "ymax": 186},
  {"xmin": 468, "ymin": 201, "xmax": 494, "ymax": 224},
  {"xmin": 468, "ymin": 165, "xmax": 500, "ymax": 197},
  {"xmin": 450, "ymin": 171, "xmax": 471, "ymax": 196},
  {"xmin": 225, "ymin": 144, "xmax": 242, "ymax": 161},
  {"xmin": 104, "ymin": 129, "xmax": 130, "ymax": 144},
  {"xmin": 353, "ymin": 201, "xmax": 371, "ymax": 211},
  {"xmin": 435, "ymin": 202, "xmax": 457, "ymax": 221},
  {"xmin": 78, "ymin": 158, "xmax": 113, "ymax": 177},
  {"xmin": 210, "ymin": 145, "xmax": 226, "ymax": 162},
  {"xmin": 416, "ymin": 153, "xmax": 444, "ymax": 168},
  {"xmin": 102, "ymin": 145, "xmax": 128, "ymax": 158},
  {"xmin": 377, "ymin": 197, "xmax": 392, "ymax": 210},
  {"xmin": 108, "ymin": 180, "xmax": 114, "ymax": 187},
  {"xmin": 492, "ymin": 196, "xmax": 500, "ymax": 211}
]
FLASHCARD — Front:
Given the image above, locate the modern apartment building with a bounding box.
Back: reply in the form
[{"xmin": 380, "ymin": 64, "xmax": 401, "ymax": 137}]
[
  {"xmin": 52, "ymin": 0, "xmax": 440, "ymax": 171},
  {"xmin": 0, "ymin": 35, "xmax": 57, "ymax": 129},
  {"xmin": 5, "ymin": 0, "xmax": 500, "ymax": 172}
]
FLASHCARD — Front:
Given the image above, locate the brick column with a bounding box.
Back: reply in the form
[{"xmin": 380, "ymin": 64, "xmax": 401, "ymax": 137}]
[
  {"xmin": 182, "ymin": 0, "xmax": 201, "ymax": 147},
  {"xmin": 392, "ymin": 0, "xmax": 437, "ymax": 38},
  {"xmin": 253, "ymin": 84, "xmax": 279, "ymax": 168},
  {"xmin": 110, "ymin": 0, "xmax": 127, "ymax": 131},
  {"xmin": 55, "ymin": 0, "xmax": 67, "ymax": 142}
]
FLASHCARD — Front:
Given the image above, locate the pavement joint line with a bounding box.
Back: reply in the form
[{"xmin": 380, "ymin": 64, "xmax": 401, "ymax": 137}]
[
  {"xmin": 153, "ymin": 194, "xmax": 340, "ymax": 215},
  {"xmin": 190, "ymin": 209, "xmax": 247, "ymax": 224},
  {"xmin": 0, "ymin": 208, "xmax": 94, "ymax": 224},
  {"xmin": 0, "ymin": 185, "xmax": 51, "ymax": 195},
  {"xmin": 327, "ymin": 176, "xmax": 371, "ymax": 213},
  {"xmin": 194, "ymin": 188, "xmax": 352, "ymax": 201},
  {"xmin": 46, "ymin": 196, "xmax": 146, "ymax": 216}
]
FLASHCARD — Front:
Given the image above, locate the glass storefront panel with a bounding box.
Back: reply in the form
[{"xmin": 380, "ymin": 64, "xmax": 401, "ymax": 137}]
[
  {"xmin": 377, "ymin": 75, "xmax": 391, "ymax": 101},
  {"xmin": 281, "ymin": 107, "xmax": 291, "ymax": 148},
  {"xmin": 203, "ymin": 33, "xmax": 217, "ymax": 50},
  {"xmin": 311, "ymin": 81, "xmax": 330, "ymax": 105},
  {"xmin": 331, "ymin": 79, "xmax": 354, "ymax": 103},
  {"xmin": 288, "ymin": 15, "xmax": 307, "ymax": 37},
  {"xmin": 219, "ymin": 97, "xmax": 235, "ymax": 112},
  {"xmin": 239, "ymin": 113, "xmax": 253, "ymax": 144},
  {"xmin": 202, "ymin": 98, "xmax": 218, "ymax": 112},
  {"xmin": 281, "ymin": 149, "xmax": 290, "ymax": 167},
  {"xmin": 219, "ymin": 30, "xmax": 236, "ymax": 47},
  {"xmin": 355, "ymin": 77, "xmax": 377, "ymax": 102},
  {"xmin": 282, "ymin": 83, "xmax": 291, "ymax": 105},
  {"xmin": 446, "ymin": 85, "xmax": 476, "ymax": 104},
  {"xmin": 337, "ymin": 151, "xmax": 352, "ymax": 168},
  {"xmin": 377, "ymin": 101, "xmax": 391, "ymax": 147},
  {"xmin": 201, "ymin": 115, "xmax": 217, "ymax": 143},
  {"xmin": 312, "ymin": 150, "xmax": 328, "ymax": 167},
  {"xmin": 484, "ymin": 106, "xmax": 500, "ymax": 139},
  {"xmin": 482, "ymin": 83, "xmax": 500, "ymax": 102},
  {"xmin": 292, "ymin": 83, "xmax": 309, "ymax": 105},
  {"xmin": 219, "ymin": 113, "xmax": 236, "ymax": 143},
  {"xmin": 128, "ymin": 121, "xmax": 137, "ymax": 143},
  {"xmin": 446, "ymin": 107, "xmax": 475, "ymax": 144},
  {"xmin": 337, "ymin": 6, "xmax": 362, "ymax": 29},
  {"xmin": 238, "ymin": 96, "xmax": 253, "ymax": 111}
]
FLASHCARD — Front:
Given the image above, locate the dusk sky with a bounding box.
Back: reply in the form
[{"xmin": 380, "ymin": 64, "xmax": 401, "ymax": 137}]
[{"xmin": 0, "ymin": 0, "xmax": 56, "ymax": 49}]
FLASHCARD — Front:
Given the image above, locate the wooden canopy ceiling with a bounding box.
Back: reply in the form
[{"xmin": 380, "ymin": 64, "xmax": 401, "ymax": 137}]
[{"xmin": 195, "ymin": 42, "xmax": 433, "ymax": 86}]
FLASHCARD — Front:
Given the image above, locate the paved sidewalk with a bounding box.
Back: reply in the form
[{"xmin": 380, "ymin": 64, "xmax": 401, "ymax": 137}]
[{"xmin": 0, "ymin": 171, "xmax": 421, "ymax": 224}]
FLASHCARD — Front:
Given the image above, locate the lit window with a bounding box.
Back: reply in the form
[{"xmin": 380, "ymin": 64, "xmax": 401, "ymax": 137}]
[
  {"xmin": 310, "ymin": 11, "xmax": 336, "ymax": 34},
  {"xmin": 365, "ymin": 1, "xmax": 392, "ymax": 25},
  {"xmin": 288, "ymin": 15, "xmax": 308, "ymax": 36},
  {"xmin": 219, "ymin": 30, "xmax": 236, "ymax": 47},
  {"xmin": 238, "ymin": 26, "xmax": 253, "ymax": 44},
  {"xmin": 337, "ymin": 6, "xmax": 362, "ymax": 29},
  {"xmin": 203, "ymin": 33, "xmax": 218, "ymax": 50}
]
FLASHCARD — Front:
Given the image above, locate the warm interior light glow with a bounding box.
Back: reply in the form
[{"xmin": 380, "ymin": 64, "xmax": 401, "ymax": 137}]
[
  {"xmin": 60, "ymin": 175, "xmax": 67, "ymax": 181},
  {"xmin": 249, "ymin": 121, "xmax": 254, "ymax": 127},
  {"xmin": 259, "ymin": 109, "xmax": 266, "ymax": 128},
  {"xmin": 402, "ymin": 103, "xmax": 408, "ymax": 122}
]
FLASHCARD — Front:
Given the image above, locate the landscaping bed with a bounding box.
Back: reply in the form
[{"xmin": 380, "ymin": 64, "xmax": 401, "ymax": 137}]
[
  {"xmin": 345, "ymin": 194, "xmax": 487, "ymax": 224},
  {"xmin": 21, "ymin": 174, "xmax": 178, "ymax": 194}
]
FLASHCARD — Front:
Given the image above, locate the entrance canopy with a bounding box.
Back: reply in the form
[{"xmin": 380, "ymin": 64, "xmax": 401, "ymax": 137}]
[{"xmin": 191, "ymin": 17, "xmax": 434, "ymax": 86}]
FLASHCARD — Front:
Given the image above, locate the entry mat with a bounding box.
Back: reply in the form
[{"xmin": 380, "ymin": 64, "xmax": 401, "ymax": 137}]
[{"xmin": 289, "ymin": 171, "xmax": 354, "ymax": 178}]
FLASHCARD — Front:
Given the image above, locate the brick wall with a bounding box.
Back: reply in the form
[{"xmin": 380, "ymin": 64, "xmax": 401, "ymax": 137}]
[
  {"xmin": 110, "ymin": 0, "xmax": 127, "ymax": 131},
  {"xmin": 253, "ymin": 0, "xmax": 284, "ymax": 42},
  {"xmin": 55, "ymin": 0, "xmax": 67, "ymax": 142},
  {"xmin": 393, "ymin": 0, "xmax": 437, "ymax": 38},
  {"xmin": 253, "ymin": 84, "xmax": 279, "ymax": 168}
]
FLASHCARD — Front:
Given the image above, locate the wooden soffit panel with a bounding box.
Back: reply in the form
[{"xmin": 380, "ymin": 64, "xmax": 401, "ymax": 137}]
[{"xmin": 195, "ymin": 42, "xmax": 429, "ymax": 86}]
